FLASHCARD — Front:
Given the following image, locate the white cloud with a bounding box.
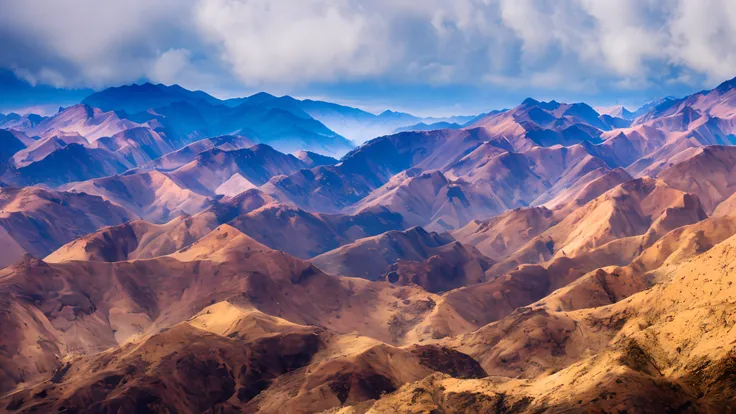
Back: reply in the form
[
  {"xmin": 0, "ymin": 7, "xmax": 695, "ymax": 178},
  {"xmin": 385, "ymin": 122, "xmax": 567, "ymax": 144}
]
[
  {"xmin": 150, "ymin": 49, "xmax": 194, "ymax": 85},
  {"xmin": 3, "ymin": 0, "xmax": 736, "ymax": 96},
  {"xmin": 668, "ymin": 0, "xmax": 736, "ymax": 82},
  {"xmin": 195, "ymin": 0, "xmax": 394, "ymax": 85},
  {"xmin": 0, "ymin": 0, "xmax": 197, "ymax": 88}
]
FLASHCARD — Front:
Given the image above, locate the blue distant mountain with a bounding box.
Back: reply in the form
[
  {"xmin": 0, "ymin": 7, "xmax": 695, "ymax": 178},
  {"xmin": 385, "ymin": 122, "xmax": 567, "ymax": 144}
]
[
  {"xmin": 83, "ymin": 83, "xmax": 476, "ymax": 155},
  {"xmin": 224, "ymin": 93, "xmax": 479, "ymax": 143},
  {"xmin": 82, "ymin": 82, "xmax": 222, "ymax": 114},
  {"xmin": 83, "ymin": 84, "xmax": 354, "ymax": 156},
  {"xmin": 393, "ymin": 121, "xmax": 462, "ymax": 133},
  {"xmin": 3, "ymin": 79, "xmax": 478, "ymax": 156}
]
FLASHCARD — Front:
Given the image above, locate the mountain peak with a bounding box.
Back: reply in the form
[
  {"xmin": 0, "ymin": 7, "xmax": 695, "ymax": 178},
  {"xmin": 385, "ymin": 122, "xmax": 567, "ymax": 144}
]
[
  {"xmin": 715, "ymin": 76, "xmax": 736, "ymax": 94},
  {"xmin": 377, "ymin": 109, "xmax": 416, "ymax": 121},
  {"xmin": 538, "ymin": 100, "xmax": 561, "ymax": 111},
  {"xmin": 62, "ymin": 103, "xmax": 96, "ymax": 118},
  {"xmin": 109, "ymin": 82, "xmax": 161, "ymax": 93},
  {"xmin": 82, "ymin": 81, "xmax": 221, "ymax": 114},
  {"xmin": 519, "ymin": 98, "xmax": 561, "ymax": 111},
  {"xmin": 379, "ymin": 109, "xmax": 411, "ymax": 116},
  {"xmin": 247, "ymin": 91, "xmax": 277, "ymax": 101}
]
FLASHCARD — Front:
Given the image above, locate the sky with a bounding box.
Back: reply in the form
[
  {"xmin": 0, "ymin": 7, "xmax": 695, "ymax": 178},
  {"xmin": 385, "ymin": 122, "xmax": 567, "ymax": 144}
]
[{"xmin": 2, "ymin": 0, "xmax": 736, "ymax": 117}]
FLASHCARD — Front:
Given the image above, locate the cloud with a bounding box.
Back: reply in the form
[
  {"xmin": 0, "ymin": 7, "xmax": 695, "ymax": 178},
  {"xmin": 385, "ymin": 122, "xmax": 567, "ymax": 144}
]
[
  {"xmin": 195, "ymin": 0, "xmax": 395, "ymax": 85},
  {"xmin": 0, "ymin": 0, "xmax": 199, "ymax": 88},
  {"xmin": 668, "ymin": 0, "xmax": 736, "ymax": 82},
  {"xmin": 2, "ymin": 0, "xmax": 736, "ymax": 105},
  {"xmin": 149, "ymin": 49, "xmax": 195, "ymax": 85}
]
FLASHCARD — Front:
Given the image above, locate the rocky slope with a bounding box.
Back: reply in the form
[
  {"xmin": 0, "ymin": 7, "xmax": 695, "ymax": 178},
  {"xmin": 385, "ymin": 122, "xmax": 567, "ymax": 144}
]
[
  {"xmin": 312, "ymin": 226, "xmax": 492, "ymax": 291},
  {"xmin": 0, "ymin": 186, "xmax": 135, "ymax": 267}
]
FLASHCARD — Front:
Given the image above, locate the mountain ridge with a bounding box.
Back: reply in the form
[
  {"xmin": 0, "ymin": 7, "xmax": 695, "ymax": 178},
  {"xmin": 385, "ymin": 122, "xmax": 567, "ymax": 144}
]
[{"xmin": 6, "ymin": 74, "xmax": 736, "ymax": 413}]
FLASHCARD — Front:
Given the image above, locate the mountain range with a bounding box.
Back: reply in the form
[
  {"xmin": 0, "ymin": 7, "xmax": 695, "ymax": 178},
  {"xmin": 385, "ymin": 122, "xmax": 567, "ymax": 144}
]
[{"xmin": 4, "ymin": 76, "xmax": 736, "ymax": 412}]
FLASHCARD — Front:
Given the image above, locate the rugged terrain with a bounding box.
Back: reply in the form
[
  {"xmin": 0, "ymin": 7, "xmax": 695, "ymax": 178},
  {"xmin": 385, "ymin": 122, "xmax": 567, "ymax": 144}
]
[{"xmin": 4, "ymin": 78, "xmax": 736, "ymax": 413}]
